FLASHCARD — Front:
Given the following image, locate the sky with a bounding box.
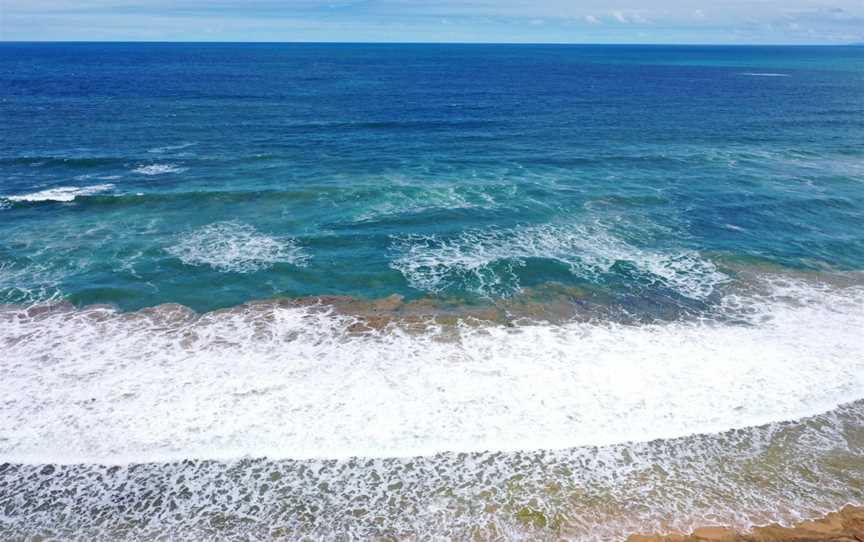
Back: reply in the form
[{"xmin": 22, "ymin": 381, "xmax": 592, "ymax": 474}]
[{"xmin": 2, "ymin": 0, "xmax": 863, "ymax": 44}]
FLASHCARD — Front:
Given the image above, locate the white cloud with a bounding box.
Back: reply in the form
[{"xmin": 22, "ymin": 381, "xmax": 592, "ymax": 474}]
[
  {"xmin": 610, "ymin": 10, "xmax": 650, "ymax": 24},
  {"xmin": 3, "ymin": 0, "xmax": 863, "ymax": 43}
]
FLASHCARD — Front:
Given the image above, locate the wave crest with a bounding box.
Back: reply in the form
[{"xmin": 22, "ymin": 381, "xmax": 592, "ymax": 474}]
[
  {"xmin": 3, "ymin": 183, "xmax": 115, "ymax": 203},
  {"xmin": 167, "ymin": 221, "xmax": 309, "ymax": 273},
  {"xmin": 133, "ymin": 164, "xmax": 187, "ymax": 175},
  {"xmin": 390, "ymin": 223, "xmax": 728, "ymax": 299}
]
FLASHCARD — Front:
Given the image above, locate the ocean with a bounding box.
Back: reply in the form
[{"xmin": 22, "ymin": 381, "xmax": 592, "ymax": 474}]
[{"xmin": 1, "ymin": 43, "xmax": 863, "ymax": 540}]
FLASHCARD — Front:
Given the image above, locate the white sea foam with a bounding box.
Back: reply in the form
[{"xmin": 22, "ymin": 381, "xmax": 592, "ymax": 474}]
[
  {"xmin": 167, "ymin": 221, "xmax": 309, "ymax": 273},
  {"xmin": 355, "ymin": 188, "xmax": 478, "ymax": 222},
  {"xmin": 1, "ymin": 276, "xmax": 862, "ymax": 466},
  {"xmin": 133, "ymin": 163, "xmax": 187, "ymax": 175},
  {"xmin": 739, "ymin": 72, "xmax": 791, "ymax": 77},
  {"xmin": 391, "ymin": 223, "xmax": 728, "ymax": 299},
  {"xmin": 4, "ymin": 183, "xmax": 114, "ymax": 203},
  {"xmin": 74, "ymin": 173, "xmax": 123, "ymax": 181},
  {"xmin": 147, "ymin": 142, "xmax": 197, "ymax": 154},
  {"xmin": 351, "ymin": 183, "xmax": 506, "ymax": 223},
  {"xmin": 1, "ymin": 402, "xmax": 862, "ymax": 542},
  {"xmin": 0, "ymin": 261, "xmax": 64, "ymax": 304}
]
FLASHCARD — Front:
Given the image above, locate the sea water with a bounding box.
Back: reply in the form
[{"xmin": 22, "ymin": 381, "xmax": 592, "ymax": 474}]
[{"xmin": 1, "ymin": 43, "xmax": 863, "ymax": 540}]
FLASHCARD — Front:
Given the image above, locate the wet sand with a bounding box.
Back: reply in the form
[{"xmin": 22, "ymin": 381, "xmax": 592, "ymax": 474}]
[{"xmin": 627, "ymin": 506, "xmax": 864, "ymax": 542}]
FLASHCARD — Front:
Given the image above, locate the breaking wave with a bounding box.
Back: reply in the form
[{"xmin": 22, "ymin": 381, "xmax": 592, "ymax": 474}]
[
  {"xmin": 3, "ymin": 183, "xmax": 115, "ymax": 203},
  {"xmin": 391, "ymin": 222, "xmax": 728, "ymax": 299},
  {"xmin": 133, "ymin": 163, "xmax": 187, "ymax": 175},
  {"xmin": 167, "ymin": 221, "xmax": 309, "ymax": 273},
  {"xmin": 147, "ymin": 142, "xmax": 197, "ymax": 154},
  {"xmin": 1, "ymin": 274, "xmax": 861, "ymax": 466},
  {"xmin": 351, "ymin": 184, "xmax": 501, "ymax": 223}
]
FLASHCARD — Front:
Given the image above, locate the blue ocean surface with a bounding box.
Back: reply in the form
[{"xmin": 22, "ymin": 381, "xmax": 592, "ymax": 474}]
[
  {"xmin": 1, "ymin": 43, "xmax": 862, "ymax": 312},
  {"xmin": 1, "ymin": 43, "xmax": 864, "ymax": 541}
]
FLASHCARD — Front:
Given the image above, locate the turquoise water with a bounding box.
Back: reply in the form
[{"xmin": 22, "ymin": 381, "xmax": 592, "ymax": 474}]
[
  {"xmin": 1, "ymin": 44, "xmax": 864, "ymax": 541},
  {"xmin": 2, "ymin": 43, "xmax": 862, "ymax": 312}
]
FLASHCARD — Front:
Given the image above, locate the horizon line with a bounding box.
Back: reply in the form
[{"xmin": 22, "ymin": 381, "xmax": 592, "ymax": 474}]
[{"xmin": 1, "ymin": 40, "xmax": 861, "ymax": 47}]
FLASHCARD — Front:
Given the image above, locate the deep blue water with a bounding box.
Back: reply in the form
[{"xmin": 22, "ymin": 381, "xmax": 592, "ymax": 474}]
[{"xmin": 1, "ymin": 43, "xmax": 863, "ymax": 312}]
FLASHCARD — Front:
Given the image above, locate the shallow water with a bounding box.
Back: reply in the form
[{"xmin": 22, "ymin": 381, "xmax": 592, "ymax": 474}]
[{"xmin": 1, "ymin": 43, "xmax": 863, "ymax": 540}]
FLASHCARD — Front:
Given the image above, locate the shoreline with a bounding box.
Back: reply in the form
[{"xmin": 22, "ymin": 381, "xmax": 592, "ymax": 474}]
[
  {"xmin": 626, "ymin": 506, "xmax": 864, "ymax": 542},
  {"xmin": 5, "ymin": 264, "xmax": 863, "ymax": 327},
  {"xmin": 3, "ymin": 272, "xmax": 863, "ymax": 539}
]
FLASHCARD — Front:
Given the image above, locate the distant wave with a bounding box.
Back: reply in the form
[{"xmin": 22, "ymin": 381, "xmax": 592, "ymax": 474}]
[
  {"xmin": 279, "ymin": 119, "xmax": 496, "ymax": 131},
  {"xmin": 739, "ymin": 72, "xmax": 790, "ymax": 77},
  {"xmin": 350, "ymin": 184, "xmax": 504, "ymax": 224},
  {"xmin": 1, "ymin": 188, "xmax": 329, "ymax": 213},
  {"xmin": 74, "ymin": 173, "xmax": 122, "ymax": 181},
  {"xmin": 133, "ymin": 163, "xmax": 187, "ymax": 175},
  {"xmin": 147, "ymin": 142, "xmax": 197, "ymax": 154},
  {"xmin": 0, "ymin": 156, "xmax": 121, "ymax": 167},
  {"xmin": 3, "ymin": 183, "xmax": 115, "ymax": 203},
  {"xmin": 167, "ymin": 221, "xmax": 309, "ymax": 273}
]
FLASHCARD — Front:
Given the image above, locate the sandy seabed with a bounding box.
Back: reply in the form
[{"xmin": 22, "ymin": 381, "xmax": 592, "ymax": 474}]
[{"xmin": 627, "ymin": 506, "xmax": 864, "ymax": 542}]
